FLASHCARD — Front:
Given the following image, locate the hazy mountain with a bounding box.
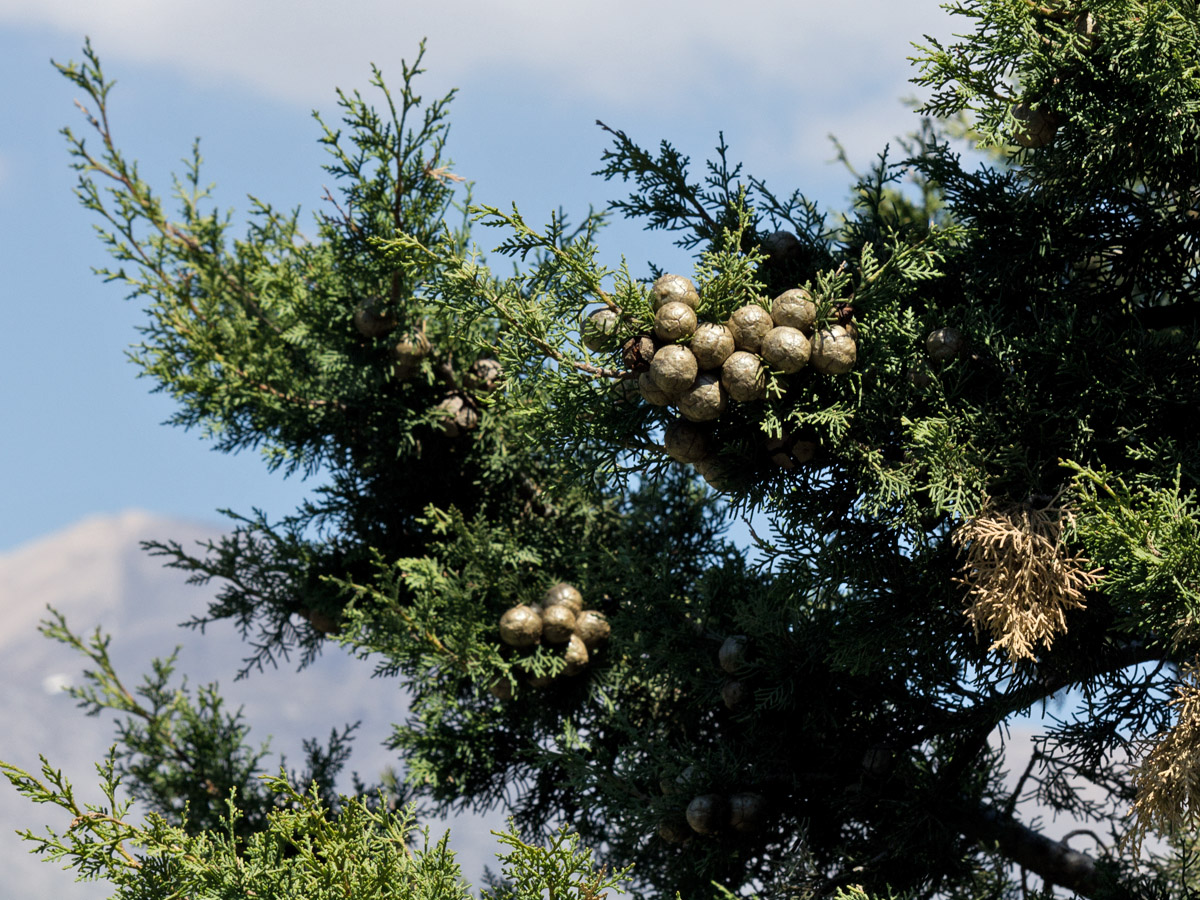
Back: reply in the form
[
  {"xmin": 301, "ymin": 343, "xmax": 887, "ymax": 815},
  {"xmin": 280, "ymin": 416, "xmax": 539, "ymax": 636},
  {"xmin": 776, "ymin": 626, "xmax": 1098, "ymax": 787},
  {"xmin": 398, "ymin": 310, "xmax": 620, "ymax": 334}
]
[{"xmin": 0, "ymin": 510, "xmax": 504, "ymax": 899}]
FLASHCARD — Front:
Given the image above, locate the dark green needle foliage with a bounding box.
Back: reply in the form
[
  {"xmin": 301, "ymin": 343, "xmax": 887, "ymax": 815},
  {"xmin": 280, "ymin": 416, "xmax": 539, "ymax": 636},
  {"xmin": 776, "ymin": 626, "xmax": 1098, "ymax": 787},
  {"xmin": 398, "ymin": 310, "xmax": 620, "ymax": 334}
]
[{"xmin": 9, "ymin": 2, "xmax": 1200, "ymax": 898}]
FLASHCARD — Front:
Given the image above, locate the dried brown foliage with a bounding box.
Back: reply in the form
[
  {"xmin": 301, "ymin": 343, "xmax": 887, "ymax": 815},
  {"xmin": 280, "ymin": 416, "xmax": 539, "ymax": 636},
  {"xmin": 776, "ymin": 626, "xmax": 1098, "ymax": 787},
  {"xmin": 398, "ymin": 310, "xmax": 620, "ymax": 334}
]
[
  {"xmin": 1128, "ymin": 662, "xmax": 1200, "ymax": 854},
  {"xmin": 953, "ymin": 496, "xmax": 1103, "ymax": 663}
]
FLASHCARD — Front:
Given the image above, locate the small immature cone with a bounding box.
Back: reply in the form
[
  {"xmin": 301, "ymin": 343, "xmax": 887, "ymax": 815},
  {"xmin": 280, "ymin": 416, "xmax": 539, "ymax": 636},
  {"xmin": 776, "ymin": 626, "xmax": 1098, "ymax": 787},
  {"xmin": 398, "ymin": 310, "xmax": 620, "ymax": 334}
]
[
  {"xmin": 664, "ymin": 420, "xmax": 709, "ymax": 464},
  {"xmin": 542, "ymin": 604, "xmax": 577, "ymax": 643},
  {"xmin": 678, "ymin": 373, "xmax": 726, "ymax": 422},
  {"xmin": 686, "ymin": 793, "xmax": 729, "ymax": 835},
  {"xmin": 651, "ymin": 344, "xmax": 699, "ymax": 395},
  {"xmin": 499, "ymin": 605, "xmax": 543, "ymax": 648},
  {"xmin": 771, "ymin": 288, "xmax": 817, "ymax": 333},
  {"xmin": 574, "ymin": 610, "xmax": 611, "ymax": 648},
  {"xmin": 721, "ymin": 351, "xmax": 766, "ymax": 402},
  {"xmin": 810, "ymin": 325, "xmax": 857, "ymax": 375},
  {"xmin": 760, "ymin": 326, "xmax": 811, "ymax": 373},
  {"xmin": 543, "ymin": 582, "xmax": 584, "ymax": 614},
  {"xmin": 689, "ymin": 322, "xmax": 735, "ymax": 370},
  {"xmin": 650, "ymin": 273, "xmax": 700, "ymax": 311},
  {"xmin": 654, "ymin": 301, "xmax": 698, "ymax": 342},
  {"xmin": 727, "ymin": 305, "xmax": 774, "ymax": 353}
]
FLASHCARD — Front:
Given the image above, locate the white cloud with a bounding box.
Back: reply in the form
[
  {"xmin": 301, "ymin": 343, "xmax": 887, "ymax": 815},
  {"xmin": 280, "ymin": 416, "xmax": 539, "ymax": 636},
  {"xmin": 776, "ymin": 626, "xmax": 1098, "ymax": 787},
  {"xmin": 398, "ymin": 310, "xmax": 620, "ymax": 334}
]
[{"xmin": 3, "ymin": 0, "xmax": 959, "ymax": 115}]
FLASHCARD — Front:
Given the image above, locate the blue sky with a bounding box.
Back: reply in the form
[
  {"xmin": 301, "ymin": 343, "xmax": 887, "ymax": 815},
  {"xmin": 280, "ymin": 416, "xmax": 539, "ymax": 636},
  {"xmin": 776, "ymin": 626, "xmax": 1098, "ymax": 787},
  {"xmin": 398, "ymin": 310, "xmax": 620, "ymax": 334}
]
[{"xmin": 0, "ymin": 1, "xmax": 965, "ymax": 551}]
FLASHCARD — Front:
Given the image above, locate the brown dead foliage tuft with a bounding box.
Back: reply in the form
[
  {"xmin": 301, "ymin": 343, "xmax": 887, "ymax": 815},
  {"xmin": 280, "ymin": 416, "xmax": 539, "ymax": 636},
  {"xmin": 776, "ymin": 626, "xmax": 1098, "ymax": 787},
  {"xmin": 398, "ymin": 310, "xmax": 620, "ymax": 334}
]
[
  {"xmin": 1129, "ymin": 661, "xmax": 1200, "ymax": 854},
  {"xmin": 953, "ymin": 496, "xmax": 1103, "ymax": 663}
]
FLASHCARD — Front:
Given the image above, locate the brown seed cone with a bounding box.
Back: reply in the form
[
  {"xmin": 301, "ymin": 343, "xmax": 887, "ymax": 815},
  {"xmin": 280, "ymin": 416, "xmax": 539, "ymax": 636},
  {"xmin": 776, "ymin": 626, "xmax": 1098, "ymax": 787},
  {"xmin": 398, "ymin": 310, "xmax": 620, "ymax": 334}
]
[
  {"xmin": 925, "ymin": 326, "xmax": 965, "ymax": 362},
  {"xmin": 499, "ymin": 605, "xmax": 543, "ymax": 648},
  {"xmin": 686, "ymin": 793, "xmax": 729, "ymax": 835},
  {"xmin": 582, "ymin": 308, "xmax": 622, "ymax": 352},
  {"xmin": 299, "ymin": 607, "xmax": 340, "ymax": 635},
  {"xmin": 689, "ymin": 322, "xmax": 735, "ymax": 370},
  {"xmin": 542, "ymin": 604, "xmax": 577, "ymax": 643},
  {"xmin": 564, "ymin": 633, "xmax": 590, "ymax": 675},
  {"xmin": 488, "ymin": 678, "xmax": 514, "ymax": 701},
  {"xmin": 658, "ymin": 818, "xmax": 692, "ymax": 844},
  {"xmin": 810, "ymin": 325, "xmax": 857, "ymax": 375},
  {"xmin": 574, "ymin": 610, "xmax": 611, "ymax": 648},
  {"xmin": 354, "ymin": 305, "xmax": 397, "ymax": 338},
  {"xmin": 611, "ymin": 376, "xmax": 641, "ymax": 404},
  {"xmin": 654, "ymin": 301, "xmax": 698, "ymax": 343},
  {"xmin": 693, "ymin": 455, "xmax": 735, "ymax": 491},
  {"xmin": 464, "ymin": 358, "xmax": 503, "ymax": 393},
  {"xmin": 638, "ymin": 371, "xmax": 675, "ymax": 406},
  {"xmin": 622, "ymin": 333, "xmax": 657, "ymax": 371},
  {"xmin": 727, "ymin": 304, "xmax": 774, "ymax": 353},
  {"xmin": 435, "ymin": 393, "xmax": 480, "ymax": 437},
  {"xmin": 664, "ymin": 420, "xmax": 709, "ymax": 464},
  {"xmin": 722, "ymin": 351, "xmax": 766, "ymax": 402},
  {"xmin": 718, "ymin": 635, "xmax": 748, "ymax": 673},
  {"xmin": 527, "ymin": 672, "xmax": 556, "ymax": 689},
  {"xmin": 771, "ymin": 288, "xmax": 817, "ymax": 333},
  {"xmin": 678, "ymin": 373, "xmax": 727, "ymax": 422},
  {"xmin": 543, "ymin": 582, "xmax": 584, "ymax": 615},
  {"xmin": 765, "ymin": 433, "xmax": 818, "ymax": 468},
  {"xmin": 650, "ymin": 273, "xmax": 700, "ymax": 311},
  {"xmin": 1011, "ymin": 102, "xmax": 1059, "ymax": 148},
  {"xmin": 760, "ymin": 326, "xmax": 811, "ymax": 373},
  {"xmin": 761, "ymin": 230, "xmax": 802, "ymax": 263},
  {"xmin": 722, "ymin": 679, "xmax": 753, "ymax": 712},
  {"xmin": 728, "ymin": 792, "xmax": 766, "ymax": 834},
  {"xmin": 391, "ymin": 331, "xmax": 432, "ymax": 365},
  {"xmin": 651, "ymin": 345, "xmax": 699, "ymax": 395}
]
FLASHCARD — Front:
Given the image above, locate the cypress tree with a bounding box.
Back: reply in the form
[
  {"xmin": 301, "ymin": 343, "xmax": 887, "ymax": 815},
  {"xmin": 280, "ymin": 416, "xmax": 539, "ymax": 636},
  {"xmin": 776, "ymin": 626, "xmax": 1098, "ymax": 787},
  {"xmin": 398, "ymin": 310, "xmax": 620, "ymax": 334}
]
[{"xmin": 7, "ymin": 2, "xmax": 1200, "ymax": 896}]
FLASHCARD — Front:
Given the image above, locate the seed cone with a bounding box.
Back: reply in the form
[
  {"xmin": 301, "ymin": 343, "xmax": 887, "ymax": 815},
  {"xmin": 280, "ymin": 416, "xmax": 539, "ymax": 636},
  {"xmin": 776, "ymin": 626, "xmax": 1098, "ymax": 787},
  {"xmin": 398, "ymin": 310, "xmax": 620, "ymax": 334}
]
[
  {"xmin": 650, "ymin": 273, "xmax": 700, "ymax": 311},
  {"xmin": 926, "ymin": 326, "xmax": 965, "ymax": 362},
  {"xmin": 654, "ymin": 301, "xmax": 698, "ymax": 342},
  {"xmin": 690, "ymin": 322, "xmax": 735, "ymax": 370},
  {"xmin": 728, "ymin": 793, "xmax": 766, "ymax": 834},
  {"xmin": 771, "ymin": 288, "xmax": 817, "ymax": 333},
  {"xmin": 544, "ymin": 582, "xmax": 584, "ymax": 614},
  {"xmin": 727, "ymin": 305, "xmax": 774, "ymax": 353},
  {"xmin": 651, "ymin": 345, "xmax": 699, "ymax": 395},
  {"xmin": 761, "ymin": 326, "xmax": 810, "ymax": 373},
  {"xmin": 722, "ymin": 351, "xmax": 766, "ymax": 402},
  {"xmin": 810, "ymin": 325, "xmax": 857, "ymax": 375},
  {"xmin": 664, "ymin": 420, "xmax": 709, "ymax": 464},
  {"xmin": 542, "ymin": 604, "xmax": 577, "ymax": 643},
  {"xmin": 582, "ymin": 308, "xmax": 621, "ymax": 352},
  {"xmin": 564, "ymin": 633, "xmax": 590, "ymax": 675},
  {"xmin": 686, "ymin": 794, "xmax": 729, "ymax": 835},
  {"xmin": 354, "ymin": 305, "xmax": 397, "ymax": 338},
  {"xmin": 499, "ymin": 605, "xmax": 542, "ymax": 648},
  {"xmin": 678, "ymin": 373, "xmax": 726, "ymax": 422},
  {"xmin": 575, "ymin": 610, "xmax": 611, "ymax": 648}
]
